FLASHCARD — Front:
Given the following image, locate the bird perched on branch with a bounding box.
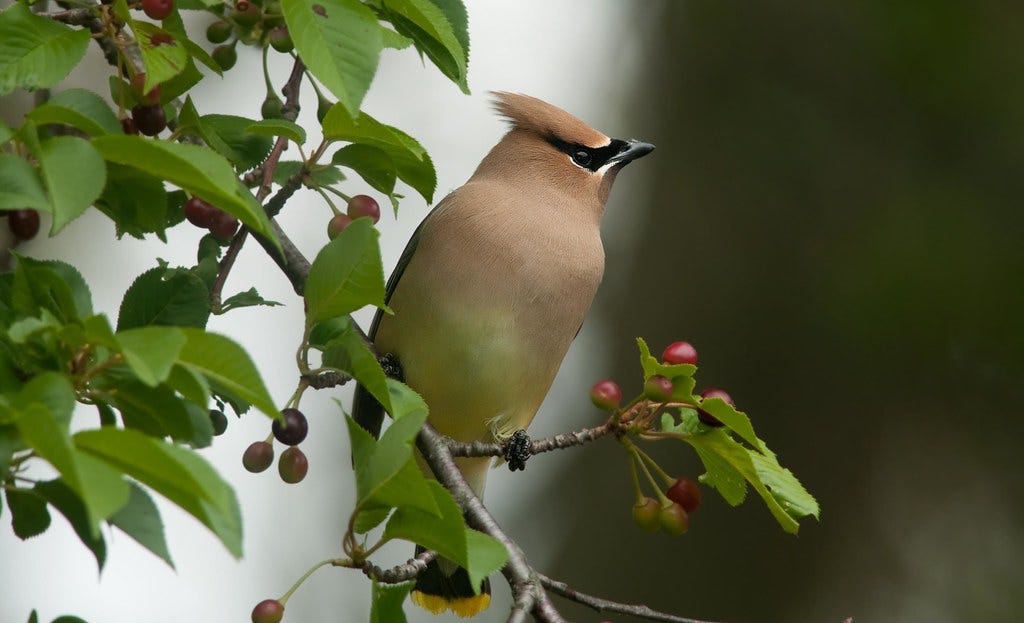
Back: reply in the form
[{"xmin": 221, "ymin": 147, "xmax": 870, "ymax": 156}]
[{"xmin": 352, "ymin": 91, "xmax": 654, "ymax": 617}]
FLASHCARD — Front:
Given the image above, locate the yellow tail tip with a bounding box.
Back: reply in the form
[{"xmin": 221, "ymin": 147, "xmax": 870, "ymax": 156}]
[{"xmin": 411, "ymin": 591, "xmax": 491, "ymax": 617}]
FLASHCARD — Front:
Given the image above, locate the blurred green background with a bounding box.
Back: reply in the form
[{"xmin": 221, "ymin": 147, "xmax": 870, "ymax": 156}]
[{"xmin": 540, "ymin": 2, "xmax": 1024, "ymax": 621}]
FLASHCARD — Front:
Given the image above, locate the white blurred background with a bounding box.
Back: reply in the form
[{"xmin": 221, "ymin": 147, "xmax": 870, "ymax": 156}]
[{"xmin": 0, "ymin": 2, "xmax": 651, "ymax": 622}]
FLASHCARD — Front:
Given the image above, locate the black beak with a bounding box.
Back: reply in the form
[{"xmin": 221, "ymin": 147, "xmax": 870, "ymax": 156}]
[{"xmin": 608, "ymin": 139, "xmax": 655, "ymax": 167}]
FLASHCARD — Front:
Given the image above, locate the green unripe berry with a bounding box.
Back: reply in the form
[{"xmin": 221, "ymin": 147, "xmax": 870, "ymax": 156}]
[
  {"xmin": 267, "ymin": 26, "xmax": 293, "ymax": 53},
  {"xmin": 632, "ymin": 496, "xmax": 660, "ymax": 532},
  {"xmin": 261, "ymin": 94, "xmax": 284, "ymax": 119},
  {"xmin": 212, "ymin": 44, "xmax": 238, "ymax": 71},
  {"xmin": 206, "ymin": 20, "xmax": 232, "ymax": 44},
  {"xmin": 659, "ymin": 503, "xmax": 689, "ymax": 535}
]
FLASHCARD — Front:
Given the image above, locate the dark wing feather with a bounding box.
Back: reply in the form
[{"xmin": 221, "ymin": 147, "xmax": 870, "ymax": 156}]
[{"xmin": 351, "ymin": 206, "xmax": 434, "ymax": 439}]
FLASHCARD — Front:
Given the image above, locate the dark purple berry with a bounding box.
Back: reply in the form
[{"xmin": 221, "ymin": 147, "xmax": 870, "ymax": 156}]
[
  {"xmin": 243, "ymin": 441, "xmax": 274, "ymax": 473},
  {"xmin": 209, "ymin": 409, "xmax": 228, "ymax": 436},
  {"xmin": 8, "ymin": 209, "xmax": 40, "ymax": 240},
  {"xmin": 272, "ymin": 408, "xmax": 308, "ymax": 446},
  {"xmin": 131, "ymin": 103, "xmax": 166, "ymax": 136}
]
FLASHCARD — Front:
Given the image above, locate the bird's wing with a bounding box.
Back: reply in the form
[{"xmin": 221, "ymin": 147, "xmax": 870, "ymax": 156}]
[{"xmin": 351, "ymin": 201, "xmax": 440, "ymax": 438}]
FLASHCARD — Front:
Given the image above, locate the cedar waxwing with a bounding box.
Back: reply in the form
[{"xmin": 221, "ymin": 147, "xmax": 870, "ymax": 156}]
[{"xmin": 352, "ymin": 92, "xmax": 654, "ymax": 617}]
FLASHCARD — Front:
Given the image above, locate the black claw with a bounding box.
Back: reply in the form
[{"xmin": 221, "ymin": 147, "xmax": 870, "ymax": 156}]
[
  {"xmin": 380, "ymin": 352, "xmax": 404, "ymax": 382},
  {"xmin": 504, "ymin": 430, "xmax": 531, "ymax": 471}
]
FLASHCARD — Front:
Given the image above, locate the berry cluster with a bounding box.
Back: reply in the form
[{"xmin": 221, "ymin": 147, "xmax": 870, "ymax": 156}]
[
  {"xmin": 587, "ymin": 339, "xmax": 743, "ymax": 536},
  {"xmin": 327, "ymin": 194, "xmax": 381, "ymax": 239},
  {"xmin": 243, "ymin": 408, "xmax": 309, "ymax": 484},
  {"xmin": 184, "ymin": 197, "xmax": 240, "ymax": 241},
  {"xmin": 205, "ymin": 1, "xmax": 293, "ymax": 72}
]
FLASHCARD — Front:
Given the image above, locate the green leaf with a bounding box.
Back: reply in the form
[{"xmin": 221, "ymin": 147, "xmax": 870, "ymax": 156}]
[
  {"xmin": 166, "ymin": 363, "xmax": 211, "ymax": 407},
  {"xmin": 177, "ymin": 328, "xmax": 278, "ymax": 418},
  {"xmin": 315, "ymin": 316, "xmax": 390, "ymax": 410},
  {"xmin": 0, "ymin": 4, "xmax": 91, "ymax": 96},
  {"xmin": 35, "ymin": 479, "xmax": 107, "ymax": 570},
  {"xmin": 92, "ymin": 135, "xmax": 278, "ymax": 247},
  {"xmin": 332, "ymin": 143, "xmax": 396, "ymax": 195},
  {"xmin": 110, "ymin": 380, "xmax": 195, "ymax": 441},
  {"xmin": 95, "ymin": 163, "xmax": 170, "ymax": 240},
  {"xmin": 382, "ymin": 480, "xmax": 466, "ymax": 567},
  {"xmin": 273, "ymin": 161, "xmax": 345, "ymax": 188},
  {"xmin": 184, "ymin": 402, "xmax": 214, "ymax": 448},
  {"xmin": 280, "ymin": 0, "xmax": 383, "ymax": 115},
  {"xmin": 130, "ymin": 21, "xmax": 188, "ymax": 90},
  {"xmin": 352, "ymin": 504, "xmax": 391, "ymax": 534},
  {"xmin": 682, "ymin": 429, "xmax": 749, "ymax": 507},
  {"xmin": 109, "ymin": 481, "xmax": 174, "ymax": 568},
  {"xmin": 245, "ymin": 119, "xmax": 306, "ymax": 145},
  {"xmin": 748, "ymin": 447, "xmax": 820, "ymax": 521},
  {"xmin": 27, "ymin": 88, "xmax": 122, "ymax": 136},
  {"xmin": 463, "ymin": 529, "xmax": 507, "ymax": 591},
  {"xmin": 304, "ymin": 218, "xmax": 388, "ymax": 324},
  {"xmin": 160, "ymin": 11, "xmax": 221, "ymax": 76},
  {"xmin": 323, "ymin": 106, "xmax": 435, "ymax": 202},
  {"xmin": 0, "ymin": 154, "xmax": 49, "ymax": 212},
  {"xmin": 74, "ymin": 427, "xmax": 243, "ymax": 557},
  {"xmin": 383, "ymin": 0, "xmax": 468, "ymax": 93},
  {"xmin": 26, "ymin": 610, "xmax": 38, "ymax": 623},
  {"xmin": 379, "ymin": 26, "xmax": 413, "ymax": 50},
  {"xmin": 51, "ymin": 617, "xmax": 89, "ymax": 623},
  {"xmin": 10, "ymin": 254, "xmax": 93, "ymax": 323},
  {"xmin": 219, "ymin": 287, "xmax": 282, "ymax": 313},
  {"xmin": 0, "ymin": 118, "xmax": 11, "ymax": 144},
  {"xmin": 199, "ymin": 114, "xmax": 274, "ymax": 171},
  {"xmin": 116, "ymin": 326, "xmax": 186, "ymax": 386},
  {"xmin": 10, "ymin": 372, "xmax": 77, "ymax": 431},
  {"xmin": 5, "ymin": 487, "xmax": 51, "ymax": 539},
  {"xmin": 370, "ymin": 579, "xmax": 412, "ymax": 623},
  {"xmin": 697, "ymin": 396, "xmax": 762, "ymax": 451},
  {"xmin": 37, "ymin": 136, "xmax": 107, "ymax": 234},
  {"xmin": 117, "ymin": 266, "xmax": 210, "ymax": 330}
]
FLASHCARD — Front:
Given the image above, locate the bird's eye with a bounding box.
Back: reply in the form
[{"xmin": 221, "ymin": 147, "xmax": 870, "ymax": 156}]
[{"xmin": 571, "ymin": 149, "xmax": 593, "ymax": 167}]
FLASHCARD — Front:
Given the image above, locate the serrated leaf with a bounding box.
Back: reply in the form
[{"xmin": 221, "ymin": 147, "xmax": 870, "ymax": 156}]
[
  {"xmin": 246, "ymin": 119, "xmax": 306, "ymax": 145},
  {"xmin": 116, "ymin": 326, "xmax": 186, "ymax": 387},
  {"xmin": 109, "ymin": 379, "xmax": 195, "ymax": 441},
  {"xmin": 35, "ymin": 479, "xmax": 107, "ymax": 570},
  {"xmin": 332, "ymin": 143, "xmax": 397, "ymax": 195},
  {"xmin": 382, "ymin": 480, "xmax": 468, "ymax": 570},
  {"xmin": 379, "ymin": 26, "xmax": 413, "ymax": 50},
  {"xmin": 317, "ymin": 316, "xmax": 390, "ymax": 410},
  {"xmin": 684, "ymin": 429, "xmax": 749, "ymax": 507},
  {"xmin": 323, "ymin": 106, "xmax": 435, "ymax": 202},
  {"xmin": 636, "ymin": 337, "xmax": 696, "ymax": 400},
  {"xmin": 0, "ymin": 4, "xmax": 91, "ymax": 96},
  {"xmin": 160, "ymin": 11, "xmax": 221, "ymax": 76},
  {"xmin": 280, "ymin": 0, "xmax": 383, "ymax": 114},
  {"xmin": 109, "ymin": 481, "xmax": 174, "ymax": 568},
  {"xmin": 464, "ymin": 529, "xmax": 507, "ymax": 591},
  {"xmin": 0, "ymin": 154, "xmax": 49, "ymax": 212},
  {"xmin": 95, "ymin": 163, "xmax": 170, "ymax": 240},
  {"xmin": 748, "ymin": 447, "xmax": 820, "ymax": 521},
  {"xmin": 346, "ymin": 414, "xmax": 437, "ymax": 516},
  {"xmin": 166, "ymin": 364, "xmax": 210, "ymax": 407},
  {"xmin": 219, "ymin": 287, "xmax": 282, "ymax": 313},
  {"xmin": 370, "ymin": 579, "xmax": 412, "ymax": 623},
  {"xmin": 74, "ymin": 427, "xmax": 243, "ymax": 557},
  {"xmin": 5, "ymin": 487, "xmax": 51, "ymax": 539},
  {"xmin": 184, "ymin": 402, "xmax": 215, "ymax": 448},
  {"xmin": 199, "ymin": 114, "xmax": 274, "ymax": 171},
  {"xmin": 273, "ymin": 161, "xmax": 346, "ymax": 188},
  {"xmin": 177, "ymin": 328, "xmax": 278, "ymax": 418},
  {"xmin": 27, "ymin": 88, "xmax": 122, "ymax": 136},
  {"xmin": 352, "ymin": 504, "xmax": 391, "ymax": 533},
  {"xmin": 118, "ymin": 267, "xmax": 210, "ymax": 330},
  {"xmin": 130, "ymin": 21, "xmax": 188, "ymax": 90},
  {"xmin": 305, "ymin": 217, "xmax": 387, "ymax": 324},
  {"xmin": 11, "ymin": 254, "xmax": 92, "ymax": 323},
  {"xmin": 92, "ymin": 135, "xmax": 278, "ymax": 247},
  {"xmin": 37, "ymin": 135, "xmax": 106, "ymax": 234},
  {"xmin": 697, "ymin": 397, "xmax": 761, "ymax": 451},
  {"xmin": 383, "ymin": 0, "xmax": 468, "ymax": 93}
]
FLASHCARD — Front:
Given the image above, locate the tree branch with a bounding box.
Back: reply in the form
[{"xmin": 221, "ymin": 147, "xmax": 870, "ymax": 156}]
[
  {"xmin": 445, "ymin": 422, "xmax": 616, "ymax": 460},
  {"xmin": 360, "ymin": 550, "xmax": 436, "ymax": 584},
  {"xmin": 538, "ymin": 572, "xmax": 724, "ymax": 623}
]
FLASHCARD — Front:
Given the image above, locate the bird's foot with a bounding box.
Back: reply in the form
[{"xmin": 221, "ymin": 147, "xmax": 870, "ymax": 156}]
[
  {"xmin": 503, "ymin": 430, "xmax": 531, "ymax": 472},
  {"xmin": 379, "ymin": 352, "xmax": 404, "ymax": 382}
]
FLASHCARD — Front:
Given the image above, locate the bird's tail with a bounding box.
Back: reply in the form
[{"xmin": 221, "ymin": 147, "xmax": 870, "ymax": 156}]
[{"xmin": 411, "ymin": 551, "xmax": 491, "ymax": 617}]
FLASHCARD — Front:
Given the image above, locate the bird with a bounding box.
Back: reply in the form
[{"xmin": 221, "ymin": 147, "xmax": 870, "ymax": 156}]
[{"xmin": 352, "ymin": 91, "xmax": 654, "ymax": 617}]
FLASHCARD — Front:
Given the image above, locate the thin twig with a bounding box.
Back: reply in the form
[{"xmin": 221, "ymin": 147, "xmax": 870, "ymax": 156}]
[
  {"xmin": 445, "ymin": 422, "xmax": 615, "ymax": 459},
  {"xmin": 361, "ymin": 550, "xmax": 436, "ymax": 584},
  {"xmin": 539, "ymin": 573, "xmax": 723, "ymax": 623}
]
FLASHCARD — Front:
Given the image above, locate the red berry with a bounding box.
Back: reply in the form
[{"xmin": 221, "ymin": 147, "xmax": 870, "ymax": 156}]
[
  {"xmin": 251, "ymin": 599, "xmax": 284, "ymax": 623},
  {"xmin": 659, "ymin": 503, "xmax": 689, "ymax": 535},
  {"xmin": 327, "ymin": 213, "xmax": 352, "ymax": 239},
  {"xmin": 130, "ymin": 73, "xmax": 161, "ymax": 105},
  {"xmin": 662, "ymin": 341, "xmax": 698, "ymax": 366},
  {"xmin": 209, "ymin": 210, "xmax": 239, "ymax": 241},
  {"xmin": 184, "ymin": 197, "xmax": 218, "ymax": 228},
  {"xmin": 141, "ymin": 0, "xmax": 173, "ymax": 20},
  {"xmin": 209, "ymin": 409, "xmax": 228, "ymax": 436},
  {"xmin": 278, "ymin": 446, "xmax": 308, "ymax": 484},
  {"xmin": 589, "ymin": 379, "xmax": 622, "ymax": 410},
  {"xmin": 8, "ymin": 209, "xmax": 40, "ymax": 240},
  {"xmin": 272, "ymin": 408, "xmax": 308, "ymax": 446},
  {"xmin": 131, "ymin": 103, "xmax": 166, "ymax": 136},
  {"xmin": 643, "ymin": 375, "xmax": 673, "ymax": 402},
  {"xmin": 120, "ymin": 117, "xmax": 138, "ymax": 135},
  {"xmin": 666, "ymin": 477, "xmax": 701, "ymax": 513},
  {"xmin": 242, "ymin": 441, "xmax": 274, "ymax": 473},
  {"xmin": 346, "ymin": 195, "xmax": 381, "ymax": 224},
  {"xmin": 697, "ymin": 387, "xmax": 734, "ymax": 427},
  {"xmin": 632, "ymin": 496, "xmax": 660, "ymax": 532}
]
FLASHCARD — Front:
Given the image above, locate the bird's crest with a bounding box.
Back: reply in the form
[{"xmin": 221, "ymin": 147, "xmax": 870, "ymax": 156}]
[{"xmin": 491, "ymin": 91, "xmax": 609, "ymax": 148}]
